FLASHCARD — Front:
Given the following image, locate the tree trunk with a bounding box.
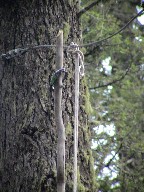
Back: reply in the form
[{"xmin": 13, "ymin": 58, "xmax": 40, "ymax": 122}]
[{"xmin": 0, "ymin": 1, "xmax": 96, "ymax": 191}]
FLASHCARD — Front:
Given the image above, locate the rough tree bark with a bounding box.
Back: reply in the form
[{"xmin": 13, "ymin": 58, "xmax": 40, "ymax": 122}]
[{"xmin": 0, "ymin": 1, "xmax": 96, "ymax": 191}]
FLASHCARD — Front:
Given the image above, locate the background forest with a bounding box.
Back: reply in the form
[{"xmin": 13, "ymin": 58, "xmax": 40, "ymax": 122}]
[{"xmin": 81, "ymin": 0, "xmax": 144, "ymax": 191}]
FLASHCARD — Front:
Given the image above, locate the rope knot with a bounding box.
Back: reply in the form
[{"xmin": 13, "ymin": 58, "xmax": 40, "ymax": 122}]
[{"xmin": 67, "ymin": 42, "xmax": 85, "ymax": 77}]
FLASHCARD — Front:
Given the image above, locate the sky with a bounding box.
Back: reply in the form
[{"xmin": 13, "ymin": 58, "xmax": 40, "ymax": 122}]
[{"xmin": 137, "ymin": 6, "xmax": 144, "ymax": 25}]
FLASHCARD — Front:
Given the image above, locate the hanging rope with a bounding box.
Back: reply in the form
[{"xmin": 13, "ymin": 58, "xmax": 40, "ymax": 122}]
[{"xmin": 67, "ymin": 42, "xmax": 84, "ymax": 192}]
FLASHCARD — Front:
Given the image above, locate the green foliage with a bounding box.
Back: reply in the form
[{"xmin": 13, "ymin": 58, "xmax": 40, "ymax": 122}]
[{"xmin": 81, "ymin": 0, "xmax": 144, "ymax": 191}]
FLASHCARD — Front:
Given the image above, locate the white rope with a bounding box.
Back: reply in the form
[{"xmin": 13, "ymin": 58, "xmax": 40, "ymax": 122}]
[
  {"xmin": 67, "ymin": 42, "xmax": 84, "ymax": 192},
  {"xmin": 67, "ymin": 42, "xmax": 85, "ymax": 77}
]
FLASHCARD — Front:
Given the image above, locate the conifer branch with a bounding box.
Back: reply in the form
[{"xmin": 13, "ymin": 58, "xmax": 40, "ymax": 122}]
[{"xmin": 80, "ymin": 8, "xmax": 144, "ymax": 48}]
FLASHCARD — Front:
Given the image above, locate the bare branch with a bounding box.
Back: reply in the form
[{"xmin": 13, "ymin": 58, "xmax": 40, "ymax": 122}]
[
  {"xmin": 106, "ymin": 143, "xmax": 123, "ymax": 167},
  {"xmin": 89, "ymin": 67, "xmax": 130, "ymax": 90},
  {"xmin": 78, "ymin": 0, "xmax": 108, "ymax": 18},
  {"xmin": 105, "ymin": 126, "xmax": 136, "ymax": 167}
]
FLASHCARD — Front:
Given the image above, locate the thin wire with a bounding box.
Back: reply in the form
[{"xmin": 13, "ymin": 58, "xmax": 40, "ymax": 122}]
[{"xmin": 0, "ymin": 8, "xmax": 143, "ymax": 60}]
